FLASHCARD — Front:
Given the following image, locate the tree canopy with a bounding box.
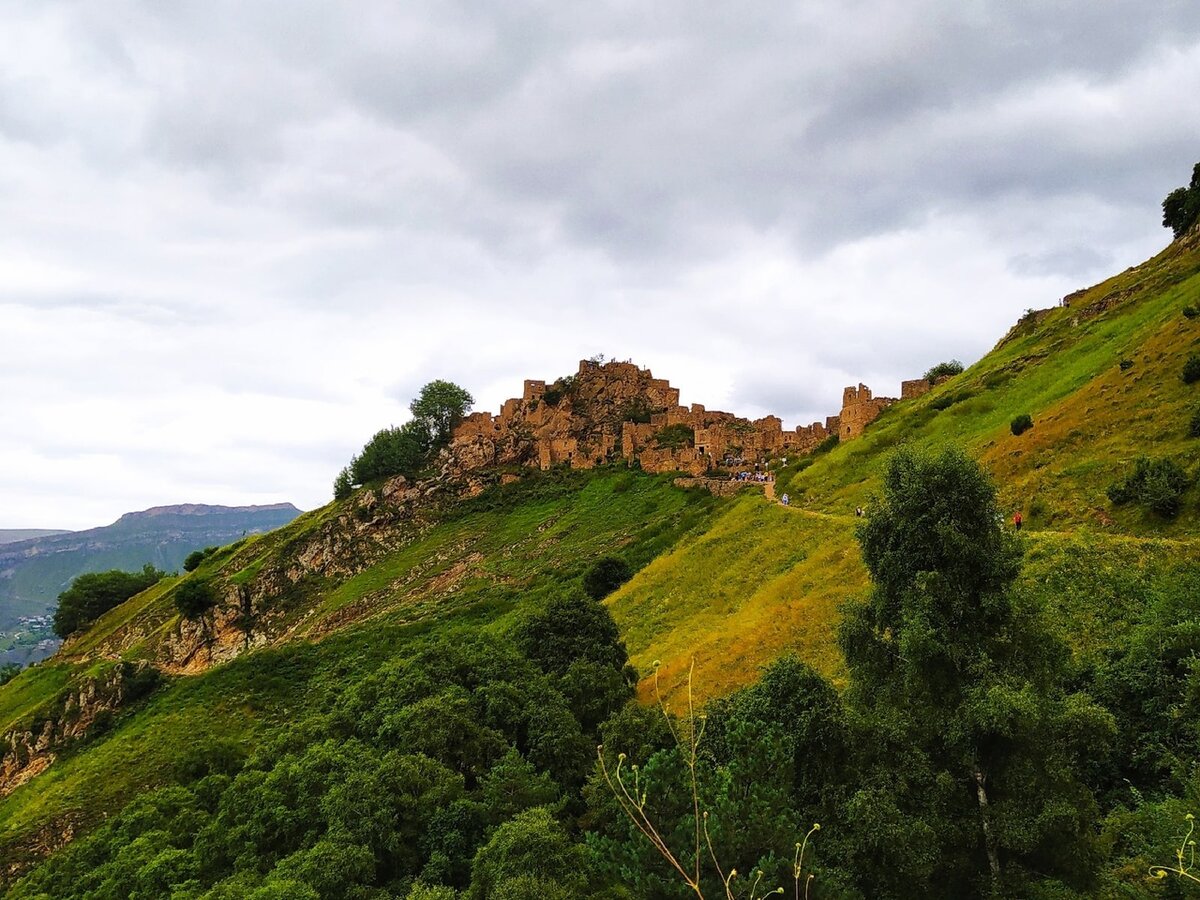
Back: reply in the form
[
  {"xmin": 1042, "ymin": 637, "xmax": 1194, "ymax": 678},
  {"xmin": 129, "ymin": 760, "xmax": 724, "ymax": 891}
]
[
  {"xmin": 1162, "ymin": 161, "xmax": 1200, "ymax": 239},
  {"xmin": 52, "ymin": 564, "xmax": 167, "ymax": 638},
  {"xmin": 334, "ymin": 380, "xmax": 473, "ymax": 499},
  {"xmin": 410, "ymin": 380, "xmax": 475, "ymax": 448},
  {"xmin": 837, "ymin": 448, "xmax": 1113, "ymax": 897}
]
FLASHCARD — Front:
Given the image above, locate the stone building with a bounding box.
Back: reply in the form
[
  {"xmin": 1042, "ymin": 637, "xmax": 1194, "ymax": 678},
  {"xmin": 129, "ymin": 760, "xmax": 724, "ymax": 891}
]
[{"xmin": 447, "ymin": 359, "xmax": 942, "ymax": 476}]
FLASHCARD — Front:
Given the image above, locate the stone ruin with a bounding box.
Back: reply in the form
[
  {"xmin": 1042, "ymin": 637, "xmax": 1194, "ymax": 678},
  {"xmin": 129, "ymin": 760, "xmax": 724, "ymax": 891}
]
[{"xmin": 447, "ymin": 359, "xmax": 944, "ymax": 478}]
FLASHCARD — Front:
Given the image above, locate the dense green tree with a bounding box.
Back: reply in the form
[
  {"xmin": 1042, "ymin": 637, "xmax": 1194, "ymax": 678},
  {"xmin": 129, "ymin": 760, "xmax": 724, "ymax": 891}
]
[
  {"xmin": 582, "ymin": 557, "xmax": 633, "ymax": 601},
  {"xmin": 836, "ymin": 448, "xmax": 1114, "ymax": 897},
  {"xmin": 332, "ymin": 379, "xmax": 472, "ymax": 496},
  {"xmin": 515, "ymin": 592, "xmax": 629, "ymax": 677},
  {"xmin": 467, "ymin": 807, "xmax": 588, "ymax": 900},
  {"xmin": 411, "ymin": 380, "xmax": 475, "ymax": 448},
  {"xmin": 53, "ymin": 564, "xmax": 167, "ymax": 638},
  {"xmin": 351, "ymin": 422, "xmax": 430, "ymax": 484},
  {"xmin": 1162, "ymin": 162, "xmax": 1200, "ymax": 239}
]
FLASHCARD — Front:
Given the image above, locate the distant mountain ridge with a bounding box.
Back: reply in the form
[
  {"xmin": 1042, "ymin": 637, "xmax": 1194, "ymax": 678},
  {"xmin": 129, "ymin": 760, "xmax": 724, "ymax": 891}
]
[
  {"xmin": 0, "ymin": 530, "xmax": 70, "ymax": 546},
  {"xmin": 0, "ymin": 502, "xmax": 302, "ymax": 665}
]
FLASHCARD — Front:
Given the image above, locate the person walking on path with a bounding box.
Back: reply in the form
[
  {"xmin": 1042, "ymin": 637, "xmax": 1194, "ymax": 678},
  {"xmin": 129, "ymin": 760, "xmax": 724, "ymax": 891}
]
[
  {"xmin": 781, "ymin": 493, "xmax": 790, "ymax": 506},
  {"xmin": 1013, "ymin": 511, "xmax": 1023, "ymax": 531}
]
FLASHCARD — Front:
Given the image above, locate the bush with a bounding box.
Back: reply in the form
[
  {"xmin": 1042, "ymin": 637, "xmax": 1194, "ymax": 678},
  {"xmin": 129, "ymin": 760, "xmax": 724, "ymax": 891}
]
[
  {"xmin": 1010, "ymin": 414, "xmax": 1034, "ymax": 436},
  {"xmin": 923, "ymin": 360, "xmax": 964, "ymax": 383},
  {"xmin": 1191, "ymin": 408, "xmax": 1200, "ymax": 438},
  {"xmin": 1183, "ymin": 305, "xmax": 1199, "ymax": 320},
  {"xmin": 814, "ymin": 433, "xmax": 840, "ymax": 454},
  {"xmin": 183, "ymin": 546, "xmax": 220, "ymax": 572},
  {"xmin": 1119, "ymin": 359, "xmax": 1134, "ymax": 371},
  {"xmin": 1107, "ymin": 457, "xmax": 1190, "ymax": 519},
  {"xmin": 175, "ymin": 578, "xmax": 218, "ymax": 620},
  {"xmin": 583, "ymin": 557, "xmax": 633, "ymax": 601},
  {"xmin": 52, "ymin": 564, "xmax": 168, "ymax": 638},
  {"xmin": 652, "ymin": 424, "xmax": 694, "ymax": 450},
  {"xmin": 1183, "ymin": 355, "xmax": 1200, "ymax": 384}
]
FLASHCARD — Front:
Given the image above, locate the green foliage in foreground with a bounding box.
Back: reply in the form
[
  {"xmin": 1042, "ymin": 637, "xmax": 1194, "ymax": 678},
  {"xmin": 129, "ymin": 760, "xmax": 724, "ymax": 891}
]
[
  {"xmin": 837, "ymin": 448, "xmax": 1112, "ymax": 897},
  {"xmin": 1010, "ymin": 412, "xmax": 1033, "ymax": 436},
  {"xmin": 52, "ymin": 565, "xmax": 167, "ymax": 638},
  {"xmin": 9, "ymin": 591, "xmax": 631, "ymax": 900}
]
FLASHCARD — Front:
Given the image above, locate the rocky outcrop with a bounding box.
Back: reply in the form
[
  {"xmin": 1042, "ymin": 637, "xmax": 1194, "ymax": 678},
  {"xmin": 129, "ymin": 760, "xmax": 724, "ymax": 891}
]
[{"xmin": 0, "ymin": 661, "xmax": 159, "ymax": 799}]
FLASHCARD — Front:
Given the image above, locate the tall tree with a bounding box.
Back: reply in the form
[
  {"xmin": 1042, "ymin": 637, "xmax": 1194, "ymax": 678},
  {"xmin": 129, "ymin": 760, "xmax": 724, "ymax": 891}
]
[
  {"xmin": 410, "ymin": 380, "xmax": 475, "ymax": 449},
  {"xmin": 837, "ymin": 448, "xmax": 1114, "ymax": 898}
]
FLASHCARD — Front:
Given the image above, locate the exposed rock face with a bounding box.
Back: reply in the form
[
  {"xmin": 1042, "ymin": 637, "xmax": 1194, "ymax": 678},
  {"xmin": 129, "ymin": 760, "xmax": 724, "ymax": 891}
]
[{"xmin": 0, "ymin": 661, "xmax": 158, "ymax": 799}]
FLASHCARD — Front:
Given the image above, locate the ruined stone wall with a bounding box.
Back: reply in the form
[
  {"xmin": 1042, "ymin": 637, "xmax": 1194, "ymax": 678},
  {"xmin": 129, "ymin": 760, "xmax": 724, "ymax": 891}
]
[
  {"xmin": 901, "ymin": 378, "xmax": 931, "ymax": 400},
  {"xmin": 838, "ymin": 383, "xmax": 895, "ymax": 440},
  {"xmin": 448, "ymin": 359, "xmax": 940, "ymax": 477}
]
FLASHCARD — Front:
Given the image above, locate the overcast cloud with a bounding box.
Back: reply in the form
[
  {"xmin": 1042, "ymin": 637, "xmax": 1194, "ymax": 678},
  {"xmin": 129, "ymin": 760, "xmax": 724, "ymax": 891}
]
[{"xmin": 2, "ymin": 0, "xmax": 1198, "ymax": 528}]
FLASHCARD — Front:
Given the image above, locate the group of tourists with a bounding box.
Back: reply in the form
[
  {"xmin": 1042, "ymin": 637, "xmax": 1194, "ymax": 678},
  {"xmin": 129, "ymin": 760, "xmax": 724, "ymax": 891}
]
[{"xmin": 731, "ymin": 470, "xmax": 774, "ymax": 483}]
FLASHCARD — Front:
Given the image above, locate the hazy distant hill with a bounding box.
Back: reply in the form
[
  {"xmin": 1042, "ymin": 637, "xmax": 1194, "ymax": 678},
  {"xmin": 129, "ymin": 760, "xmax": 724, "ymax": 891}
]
[
  {"xmin": 0, "ymin": 530, "xmax": 70, "ymax": 545},
  {"xmin": 0, "ymin": 503, "xmax": 301, "ymax": 665}
]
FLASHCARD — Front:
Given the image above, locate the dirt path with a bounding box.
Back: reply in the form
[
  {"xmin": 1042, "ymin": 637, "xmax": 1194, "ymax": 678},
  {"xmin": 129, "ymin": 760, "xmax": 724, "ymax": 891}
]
[{"xmin": 762, "ymin": 479, "xmax": 855, "ymax": 524}]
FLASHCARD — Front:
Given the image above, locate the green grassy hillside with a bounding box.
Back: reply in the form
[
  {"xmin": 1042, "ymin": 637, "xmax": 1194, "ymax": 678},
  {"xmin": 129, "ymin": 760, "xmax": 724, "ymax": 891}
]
[
  {"xmin": 2, "ymin": 234, "xmax": 1199, "ymax": 893},
  {"xmin": 0, "ymin": 470, "xmax": 722, "ymax": 872},
  {"xmin": 782, "ymin": 234, "xmax": 1200, "ymax": 534}
]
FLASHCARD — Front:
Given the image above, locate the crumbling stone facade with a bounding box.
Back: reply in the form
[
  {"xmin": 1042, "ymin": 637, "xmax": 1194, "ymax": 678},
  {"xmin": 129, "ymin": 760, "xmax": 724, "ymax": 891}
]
[
  {"xmin": 837, "ymin": 383, "xmax": 897, "ymax": 440},
  {"xmin": 448, "ymin": 360, "xmax": 941, "ymax": 475},
  {"xmin": 449, "ymin": 360, "xmax": 838, "ymax": 477}
]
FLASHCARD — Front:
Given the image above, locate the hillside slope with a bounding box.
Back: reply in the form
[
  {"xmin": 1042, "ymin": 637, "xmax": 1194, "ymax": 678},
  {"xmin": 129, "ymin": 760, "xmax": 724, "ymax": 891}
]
[
  {"xmin": 0, "ymin": 503, "xmax": 302, "ymax": 666},
  {"xmin": 1, "ymin": 233, "xmax": 1198, "ymax": 888}
]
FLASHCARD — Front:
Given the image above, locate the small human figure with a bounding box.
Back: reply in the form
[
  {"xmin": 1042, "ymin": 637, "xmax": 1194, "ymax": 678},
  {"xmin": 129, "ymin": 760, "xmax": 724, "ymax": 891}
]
[
  {"xmin": 781, "ymin": 493, "xmax": 790, "ymax": 506},
  {"xmin": 855, "ymin": 506, "xmax": 863, "ymax": 518},
  {"xmin": 1013, "ymin": 511, "xmax": 1023, "ymax": 531}
]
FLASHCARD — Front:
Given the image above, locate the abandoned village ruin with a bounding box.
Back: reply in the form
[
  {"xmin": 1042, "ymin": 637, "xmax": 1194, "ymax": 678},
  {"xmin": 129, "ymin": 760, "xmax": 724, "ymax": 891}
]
[{"xmin": 448, "ymin": 359, "xmax": 941, "ymax": 477}]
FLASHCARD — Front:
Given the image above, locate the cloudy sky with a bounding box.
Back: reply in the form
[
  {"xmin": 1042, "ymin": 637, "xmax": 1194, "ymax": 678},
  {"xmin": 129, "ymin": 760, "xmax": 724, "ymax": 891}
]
[{"xmin": 2, "ymin": 1, "xmax": 1198, "ymax": 528}]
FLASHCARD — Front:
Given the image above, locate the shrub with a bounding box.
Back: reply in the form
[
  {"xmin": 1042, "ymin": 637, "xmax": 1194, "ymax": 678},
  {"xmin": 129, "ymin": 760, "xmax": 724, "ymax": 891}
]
[
  {"xmin": 1183, "ymin": 355, "xmax": 1200, "ymax": 385},
  {"xmin": 1107, "ymin": 457, "xmax": 1190, "ymax": 519},
  {"xmin": 583, "ymin": 557, "xmax": 633, "ymax": 601},
  {"xmin": 1184, "ymin": 305, "xmax": 1199, "ymax": 320},
  {"xmin": 183, "ymin": 546, "xmax": 220, "ymax": 573},
  {"xmin": 1191, "ymin": 408, "xmax": 1200, "ymax": 438},
  {"xmin": 1119, "ymin": 359, "xmax": 1134, "ymax": 371},
  {"xmin": 621, "ymin": 397, "xmax": 652, "ymax": 424},
  {"xmin": 1010, "ymin": 414, "xmax": 1034, "ymax": 436},
  {"xmin": 175, "ymin": 578, "xmax": 218, "ymax": 620},
  {"xmin": 652, "ymin": 423, "xmax": 694, "ymax": 450},
  {"xmin": 924, "ymin": 360, "xmax": 964, "ymax": 383}
]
